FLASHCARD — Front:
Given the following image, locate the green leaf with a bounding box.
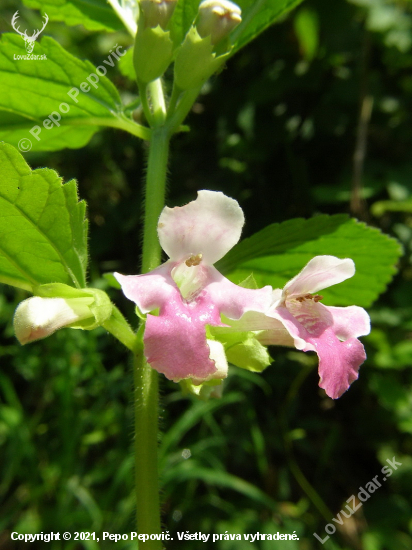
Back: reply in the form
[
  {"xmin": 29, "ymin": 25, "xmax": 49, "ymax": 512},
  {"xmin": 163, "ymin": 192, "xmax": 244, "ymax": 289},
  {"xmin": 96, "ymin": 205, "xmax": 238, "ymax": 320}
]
[
  {"xmin": 118, "ymin": 47, "xmax": 136, "ymax": 81},
  {"xmin": 231, "ymin": 0, "xmax": 305, "ymax": 54},
  {"xmin": 170, "ymin": 0, "xmax": 304, "ymax": 53},
  {"xmin": 216, "ymin": 215, "xmax": 402, "ymax": 308},
  {"xmin": 0, "ymin": 34, "xmax": 149, "ymax": 152},
  {"xmin": 22, "ymin": 0, "xmax": 123, "ymax": 32},
  {"xmin": 169, "ymin": 0, "xmax": 200, "ymax": 47},
  {"xmin": 0, "ymin": 143, "xmax": 88, "ymax": 291}
]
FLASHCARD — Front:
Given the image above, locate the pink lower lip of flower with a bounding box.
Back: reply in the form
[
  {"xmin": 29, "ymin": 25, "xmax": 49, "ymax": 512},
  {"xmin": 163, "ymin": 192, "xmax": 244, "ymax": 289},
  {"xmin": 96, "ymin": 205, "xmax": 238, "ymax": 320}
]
[
  {"xmin": 143, "ymin": 286, "xmax": 224, "ymax": 382},
  {"xmin": 264, "ymin": 256, "xmax": 371, "ymax": 399},
  {"xmin": 278, "ymin": 306, "xmax": 367, "ymax": 399}
]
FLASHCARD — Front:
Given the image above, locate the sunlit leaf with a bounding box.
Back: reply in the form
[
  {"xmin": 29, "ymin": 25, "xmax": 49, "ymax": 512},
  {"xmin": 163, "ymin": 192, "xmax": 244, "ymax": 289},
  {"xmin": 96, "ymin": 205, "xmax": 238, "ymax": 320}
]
[
  {"xmin": 0, "ymin": 143, "xmax": 88, "ymax": 290},
  {"xmin": 170, "ymin": 0, "xmax": 304, "ymax": 53},
  {"xmin": 0, "ymin": 35, "xmax": 147, "ymax": 152},
  {"xmin": 22, "ymin": 0, "xmax": 123, "ymax": 32},
  {"xmin": 216, "ymin": 215, "xmax": 402, "ymax": 307}
]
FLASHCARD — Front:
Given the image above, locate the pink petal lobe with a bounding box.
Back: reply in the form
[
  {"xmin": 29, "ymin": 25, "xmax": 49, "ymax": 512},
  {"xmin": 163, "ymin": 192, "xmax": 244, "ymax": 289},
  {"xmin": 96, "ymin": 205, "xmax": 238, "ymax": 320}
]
[
  {"xmin": 322, "ymin": 304, "xmax": 371, "ymax": 340},
  {"xmin": 205, "ymin": 266, "xmax": 273, "ymax": 319},
  {"xmin": 312, "ymin": 329, "xmax": 365, "ymax": 399},
  {"xmin": 157, "ymin": 190, "xmax": 244, "ymax": 264},
  {"xmin": 269, "ymin": 302, "xmax": 366, "ymax": 398},
  {"xmin": 114, "ymin": 263, "xmax": 176, "ymax": 314},
  {"xmin": 284, "ymin": 256, "xmax": 355, "ymax": 297},
  {"xmin": 144, "ymin": 289, "xmax": 223, "ymax": 382}
]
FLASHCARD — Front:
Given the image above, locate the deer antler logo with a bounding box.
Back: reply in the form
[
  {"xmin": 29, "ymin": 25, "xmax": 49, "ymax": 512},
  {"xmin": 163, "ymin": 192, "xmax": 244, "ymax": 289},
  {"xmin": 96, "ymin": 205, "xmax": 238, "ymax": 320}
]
[{"xmin": 11, "ymin": 11, "xmax": 49, "ymax": 54}]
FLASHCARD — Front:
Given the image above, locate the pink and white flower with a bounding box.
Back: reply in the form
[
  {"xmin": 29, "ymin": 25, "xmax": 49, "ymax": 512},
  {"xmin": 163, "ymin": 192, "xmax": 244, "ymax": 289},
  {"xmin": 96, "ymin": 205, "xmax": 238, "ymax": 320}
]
[
  {"xmin": 259, "ymin": 256, "xmax": 371, "ymax": 399},
  {"xmin": 115, "ymin": 191, "xmax": 273, "ymax": 384}
]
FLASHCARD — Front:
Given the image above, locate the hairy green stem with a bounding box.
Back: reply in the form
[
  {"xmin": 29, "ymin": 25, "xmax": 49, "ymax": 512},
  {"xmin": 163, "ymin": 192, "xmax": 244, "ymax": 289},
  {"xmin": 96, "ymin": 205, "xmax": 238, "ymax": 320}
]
[
  {"xmin": 131, "ymin": 69, "xmax": 199, "ymax": 546},
  {"xmin": 133, "ymin": 345, "xmax": 162, "ymax": 550},
  {"xmin": 141, "ymin": 126, "xmax": 170, "ymax": 272},
  {"xmin": 133, "ymin": 100, "xmax": 170, "ymax": 548}
]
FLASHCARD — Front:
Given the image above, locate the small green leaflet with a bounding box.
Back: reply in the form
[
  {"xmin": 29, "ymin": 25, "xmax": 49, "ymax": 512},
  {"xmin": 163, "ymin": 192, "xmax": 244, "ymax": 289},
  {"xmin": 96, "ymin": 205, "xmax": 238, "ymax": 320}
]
[
  {"xmin": 0, "ymin": 35, "xmax": 147, "ymax": 152},
  {"xmin": 0, "ymin": 143, "xmax": 88, "ymax": 291},
  {"xmin": 216, "ymin": 215, "xmax": 402, "ymax": 308},
  {"xmin": 170, "ymin": 0, "xmax": 304, "ymax": 53},
  {"xmin": 22, "ymin": 0, "xmax": 123, "ymax": 32}
]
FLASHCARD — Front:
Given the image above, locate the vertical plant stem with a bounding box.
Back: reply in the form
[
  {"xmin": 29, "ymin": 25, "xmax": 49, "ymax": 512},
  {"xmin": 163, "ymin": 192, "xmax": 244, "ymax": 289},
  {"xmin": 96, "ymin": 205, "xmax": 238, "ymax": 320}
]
[
  {"xmin": 141, "ymin": 126, "xmax": 170, "ymax": 273},
  {"xmin": 134, "ymin": 113, "xmax": 170, "ymax": 548},
  {"xmin": 134, "ymin": 347, "xmax": 162, "ymax": 550}
]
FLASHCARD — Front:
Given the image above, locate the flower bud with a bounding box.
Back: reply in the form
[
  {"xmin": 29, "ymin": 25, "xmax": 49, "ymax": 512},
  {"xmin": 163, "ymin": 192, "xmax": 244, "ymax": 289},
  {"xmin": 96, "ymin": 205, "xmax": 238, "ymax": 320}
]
[
  {"xmin": 13, "ymin": 284, "xmax": 113, "ymax": 345},
  {"xmin": 13, "ymin": 296, "xmax": 94, "ymax": 345},
  {"xmin": 140, "ymin": 0, "xmax": 177, "ymax": 30},
  {"xmin": 197, "ymin": 0, "xmax": 241, "ymax": 45}
]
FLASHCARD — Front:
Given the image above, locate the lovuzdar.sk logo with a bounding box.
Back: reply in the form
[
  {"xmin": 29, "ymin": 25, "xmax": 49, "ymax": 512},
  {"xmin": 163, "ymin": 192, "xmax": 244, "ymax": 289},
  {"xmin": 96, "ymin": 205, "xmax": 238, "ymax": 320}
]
[{"xmin": 11, "ymin": 10, "xmax": 49, "ymax": 60}]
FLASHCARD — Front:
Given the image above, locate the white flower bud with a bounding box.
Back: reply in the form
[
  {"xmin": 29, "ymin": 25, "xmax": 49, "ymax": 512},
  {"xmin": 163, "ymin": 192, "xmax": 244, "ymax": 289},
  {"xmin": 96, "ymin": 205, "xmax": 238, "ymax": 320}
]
[
  {"xmin": 14, "ymin": 296, "xmax": 94, "ymax": 345},
  {"xmin": 140, "ymin": 0, "xmax": 177, "ymax": 29},
  {"xmin": 197, "ymin": 0, "xmax": 241, "ymax": 45}
]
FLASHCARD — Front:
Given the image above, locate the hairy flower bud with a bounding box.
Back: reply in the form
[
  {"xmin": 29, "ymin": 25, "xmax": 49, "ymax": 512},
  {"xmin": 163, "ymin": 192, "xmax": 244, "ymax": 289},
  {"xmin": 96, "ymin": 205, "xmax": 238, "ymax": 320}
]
[
  {"xmin": 197, "ymin": 0, "xmax": 241, "ymax": 45},
  {"xmin": 140, "ymin": 0, "xmax": 177, "ymax": 30},
  {"xmin": 13, "ymin": 284, "xmax": 113, "ymax": 345},
  {"xmin": 13, "ymin": 296, "xmax": 94, "ymax": 345}
]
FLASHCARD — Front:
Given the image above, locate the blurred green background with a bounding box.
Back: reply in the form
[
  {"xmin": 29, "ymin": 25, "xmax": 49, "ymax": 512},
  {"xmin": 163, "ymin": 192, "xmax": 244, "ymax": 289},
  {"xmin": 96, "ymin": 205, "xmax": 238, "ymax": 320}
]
[{"xmin": 1, "ymin": 0, "xmax": 412, "ymax": 548}]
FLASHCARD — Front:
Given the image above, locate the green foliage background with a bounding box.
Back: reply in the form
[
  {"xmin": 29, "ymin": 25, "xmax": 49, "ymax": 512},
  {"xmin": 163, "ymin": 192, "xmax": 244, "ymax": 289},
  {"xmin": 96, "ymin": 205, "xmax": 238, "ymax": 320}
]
[{"xmin": 1, "ymin": 0, "xmax": 412, "ymax": 549}]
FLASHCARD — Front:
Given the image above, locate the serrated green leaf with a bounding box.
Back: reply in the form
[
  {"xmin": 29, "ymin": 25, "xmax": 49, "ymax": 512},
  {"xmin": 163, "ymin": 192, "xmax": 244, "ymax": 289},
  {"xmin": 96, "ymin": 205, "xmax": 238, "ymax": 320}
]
[
  {"xmin": 0, "ymin": 143, "xmax": 88, "ymax": 291},
  {"xmin": 0, "ymin": 34, "xmax": 148, "ymax": 152},
  {"xmin": 22, "ymin": 0, "xmax": 123, "ymax": 32},
  {"xmin": 216, "ymin": 215, "xmax": 402, "ymax": 308}
]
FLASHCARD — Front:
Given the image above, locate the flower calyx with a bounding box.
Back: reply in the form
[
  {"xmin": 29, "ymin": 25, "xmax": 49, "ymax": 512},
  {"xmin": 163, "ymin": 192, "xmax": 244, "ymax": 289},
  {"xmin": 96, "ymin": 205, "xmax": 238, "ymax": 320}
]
[
  {"xmin": 133, "ymin": 0, "xmax": 177, "ymax": 84},
  {"xmin": 173, "ymin": 0, "xmax": 241, "ymax": 91}
]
